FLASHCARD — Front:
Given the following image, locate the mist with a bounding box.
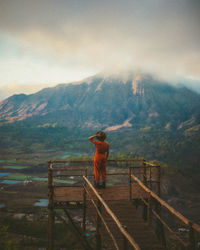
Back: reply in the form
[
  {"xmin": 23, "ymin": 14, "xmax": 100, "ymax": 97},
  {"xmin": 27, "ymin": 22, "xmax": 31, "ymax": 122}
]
[{"xmin": 0, "ymin": 0, "xmax": 200, "ymax": 94}]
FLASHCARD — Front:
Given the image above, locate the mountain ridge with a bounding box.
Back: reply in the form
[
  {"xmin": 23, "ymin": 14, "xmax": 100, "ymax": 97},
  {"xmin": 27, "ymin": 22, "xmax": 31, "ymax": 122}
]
[{"xmin": 0, "ymin": 74, "xmax": 200, "ymax": 132}]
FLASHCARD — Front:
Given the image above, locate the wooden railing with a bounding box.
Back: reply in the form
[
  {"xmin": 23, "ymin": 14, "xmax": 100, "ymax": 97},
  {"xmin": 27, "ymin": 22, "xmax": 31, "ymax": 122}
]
[
  {"xmin": 130, "ymin": 169, "xmax": 200, "ymax": 249},
  {"xmin": 47, "ymin": 159, "xmax": 144, "ymax": 250},
  {"xmin": 47, "ymin": 159, "xmax": 200, "ymax": 250},
  {"xmin": 83, "ymin": 175, "xmax": 141, "ymax": 250}
]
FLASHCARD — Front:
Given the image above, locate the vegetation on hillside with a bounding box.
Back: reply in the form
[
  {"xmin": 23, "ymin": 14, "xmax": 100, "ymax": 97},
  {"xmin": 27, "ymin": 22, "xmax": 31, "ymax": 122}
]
[{"xmin": 0, "ymin": 123, "xmax": 199, "ymax": 173}]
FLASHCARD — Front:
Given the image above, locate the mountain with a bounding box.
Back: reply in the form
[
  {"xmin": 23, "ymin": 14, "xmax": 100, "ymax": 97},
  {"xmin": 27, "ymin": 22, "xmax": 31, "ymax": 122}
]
[
  {"xmin": 0, "ymin": 73, "xmax": 200, "ymax": 171},
  {"xmin": 0, "ymin": 74, "xmax": 200, "ymax": 131}
]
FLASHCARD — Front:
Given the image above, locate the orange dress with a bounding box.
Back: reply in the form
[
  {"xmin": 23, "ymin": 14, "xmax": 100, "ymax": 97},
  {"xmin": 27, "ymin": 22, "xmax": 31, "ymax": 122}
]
[{"xmin": 92, "ymin": 140, "xmax": 109, "ymax": 182}]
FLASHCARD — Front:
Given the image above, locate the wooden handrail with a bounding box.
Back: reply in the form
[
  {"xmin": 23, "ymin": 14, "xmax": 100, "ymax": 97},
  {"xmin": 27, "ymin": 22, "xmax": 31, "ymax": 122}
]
[
  {"xmin": 51, "ymin": 167, "xmax": 86, "ymax": 171},
  {"xmin": 84, "ymin": 186, "xmax": 120, "ymax": 250},
  {"xmin": 83, "ymin": 176, "xmax": 141, "ymax": 250},
  {"xmin": 52, "ymin": 172, "xmax": 129, "ymax": 177},
  {"xmin": 145, "ymin": 162, "xmax": 159, "ymax": 167},
  {"xmin": 131, "ymin": 174, "xmax": 200, "ymax": 233},
  {"xmin": 49, "ymin": 159, "xmax": 144, "ymax": 164},
  {"xmin": 151, "ymin": 209, "xmax": 188, "ymax": 247},
  {"xmin": 130, "ymin": 165, "xmax": 159, "ymax": 169}
]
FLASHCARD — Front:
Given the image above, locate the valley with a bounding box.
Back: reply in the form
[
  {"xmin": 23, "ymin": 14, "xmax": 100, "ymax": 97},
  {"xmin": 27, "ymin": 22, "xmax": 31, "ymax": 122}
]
[{"xmin": 0, "ymin": 74, "xmax": 200, "ymax": 248}]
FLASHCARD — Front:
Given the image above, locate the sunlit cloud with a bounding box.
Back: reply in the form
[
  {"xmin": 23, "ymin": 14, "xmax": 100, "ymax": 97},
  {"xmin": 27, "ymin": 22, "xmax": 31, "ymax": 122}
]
[{"xmin": 0, "ymin": 0, "xmax": 200, "ymax": 98}]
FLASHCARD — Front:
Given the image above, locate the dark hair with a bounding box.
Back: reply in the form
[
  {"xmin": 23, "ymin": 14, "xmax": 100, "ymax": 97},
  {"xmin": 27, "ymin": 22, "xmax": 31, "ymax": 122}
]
[{"xmin": 96, "ymin": 131, "xmax": 106, "ymax": 141}]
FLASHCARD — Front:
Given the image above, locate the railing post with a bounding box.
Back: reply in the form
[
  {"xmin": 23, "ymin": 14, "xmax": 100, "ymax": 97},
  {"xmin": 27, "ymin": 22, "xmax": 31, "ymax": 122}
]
[
  {"xmin": 149, "ymin": 167, "xmax": 152, "ymax": 190},
  {"xmin": 188, "ymin": 222, "xmax": 195, "ymax": 250},
  {"xmin": 83, "ymin": 169, "xmax": 87, "ymax": 232},
  {"xmin": 143, "ymin": 160, "xmax": 147, "ymax": 186},
  {"xmin": 129, "ymin": 168, "xmax": 132, "ymax": 201},
  {"xmin": 147, "ymin": 193, "xmax": 152, "ymax": 226},
  {"xmin": 155, "ymin": 201, "xmax": 166, "ymax": 247},
  {"xmin": 96, "ymin": 193, "xmax": 102, "ymax": 250},
  {"xmin": 142, "ymin": 160, "xmax": 147, "ymax": 221},
  {"xmin": 123, "ymin": 225, "xmax": 128, "ymax": 250},
  {"xmin": 47, "ymin": 161, "xmax": 54, "ymax": 250},
  {"xmin": 154, "ymin": 165, "xmax": 166, "ymax": 246},
  {"xmin": 156, "ymin": 166, "xmax": 160, "ymax": 196}
]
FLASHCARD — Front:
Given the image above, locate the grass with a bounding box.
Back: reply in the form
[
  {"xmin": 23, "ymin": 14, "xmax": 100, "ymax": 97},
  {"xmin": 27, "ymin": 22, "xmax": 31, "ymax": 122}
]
[
  {"xmin": 53, "ymin": 179, "xmax": 76, "ymax": 184},
  {"xmin": 2, "ymin": 166, "xmax": 29, "ymax": 169},
  {"xmin": 6, "ymin": 174, "xmax": 32, "ymax": 180},
  {"xmin": 32, "ymin": 177, "xmax": 48, "ymax": 182}
]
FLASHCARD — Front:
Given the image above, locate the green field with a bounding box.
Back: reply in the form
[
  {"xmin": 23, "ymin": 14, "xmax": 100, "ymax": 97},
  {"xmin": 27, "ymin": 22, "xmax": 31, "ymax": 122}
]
[
  {"xmin": 2, "ymin": 165, "xmax": 29, "ymax": 169},
  {"xmin": 6, "ymin": 174, "xmax": 32, "ymax": 180},
  {"xmin": 32, "ymin": 177, "xmax": 48, "ymax": 182},
  {"xmin": 53, "ymin": 179, "xmax": 76, "ymax": 184}
]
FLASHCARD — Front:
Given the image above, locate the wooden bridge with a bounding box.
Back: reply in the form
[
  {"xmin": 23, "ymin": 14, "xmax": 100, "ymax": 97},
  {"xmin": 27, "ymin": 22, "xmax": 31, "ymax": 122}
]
[{"xmin": 47, "ymin": 159, "xmax": 200, "ymax": 250}]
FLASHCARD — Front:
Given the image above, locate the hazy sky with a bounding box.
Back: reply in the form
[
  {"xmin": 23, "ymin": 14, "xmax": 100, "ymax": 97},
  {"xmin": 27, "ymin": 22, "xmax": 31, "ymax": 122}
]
[{"xmin": 0, "ymin": 0, "xmax": 200, "ymax": 98}]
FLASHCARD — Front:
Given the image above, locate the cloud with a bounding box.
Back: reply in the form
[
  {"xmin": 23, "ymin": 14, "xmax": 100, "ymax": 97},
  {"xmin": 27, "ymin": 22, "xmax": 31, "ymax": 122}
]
[
  {"xmin": 0, "ymin": 82, "xmax": 50, "ymax": 101},
  {"xmin": 0, "ymin": 0, "xmax": 200, "ymax": 83}
]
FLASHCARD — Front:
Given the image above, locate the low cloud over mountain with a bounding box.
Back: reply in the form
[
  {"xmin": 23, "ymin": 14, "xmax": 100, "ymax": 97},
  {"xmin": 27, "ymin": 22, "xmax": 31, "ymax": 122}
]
[{"xmin": 0, "ymin": 74, "xmax": 200, "ymax": 132}]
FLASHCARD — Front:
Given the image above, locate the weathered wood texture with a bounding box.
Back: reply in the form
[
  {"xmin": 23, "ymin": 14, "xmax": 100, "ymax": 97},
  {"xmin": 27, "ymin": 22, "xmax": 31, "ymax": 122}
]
[
  {"xmin": 53, "ymin": 184, "xmax": 148, "ymax": 202},
  {"xmin": 88, "ymin": 200, "xmax": 165, "ymax": 250}
]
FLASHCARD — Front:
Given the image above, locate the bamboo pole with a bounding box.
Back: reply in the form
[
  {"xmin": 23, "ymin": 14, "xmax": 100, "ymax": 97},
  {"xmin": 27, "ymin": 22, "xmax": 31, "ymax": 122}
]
[
  {"xmin": 50, "ymin": 159, "xmax": 143, "ymax": 164},
  {"xmin": 154, "ymin": 166, "xmax": 165, "ymax": 244},
  {"xmin": 156, "ymin": 166, "xmax": 160, "ymax": 196},
  {"xmin": 130, "ymin": 173, "xmax": 200, "ymax": 247},
  {"xmin": 123, "ymin": 225, "xmax": 128, "ymax": 250},
  {"xmin": 129, "ymin": 168, "xmax": 132, "ymax": 201},
  {"xmin": 151, "ymin": 209, "xmax": 187, "ymax": 247},
  {"xmin": 47, "ymin": 162, "xmax": 54, "ymax": 250},
  {"xmin": 147, "ymin": 193, "xmax": 152, "ymax": 226},
  {"xmin": 131, "ymin": 173, "xmax": 199, "ymax": 227},
  {"xmin": 83, "ymin": 176, "xmax": 141, "ymax": 250},
  {"xmin": 51, "ymin": 167, "xmax": 87, "ymax": 171},
  {"xmin": 142, "ymin": 160, "xmax": 147, "ymax": 221},
  {"xmin": 96, "ymin": 194, "xmax": 102, "ymax": 250},
  {"xmin": 85, "ymin": 188, "xmax": 120, "ymax": 250},
  {"xmin": 83, "ymin": 185, "xmax": 87, "ymax": 232},
  {"xmin": 149, "ymin": 167, "xmax": 152, "ymax": 190},
  {"xmin": 83, "ymin": 169, "xmax": 87, "ymax": 232},
  {"xmin": 52, "ymin": 172, "xmax": 129, "ymax": 177}
]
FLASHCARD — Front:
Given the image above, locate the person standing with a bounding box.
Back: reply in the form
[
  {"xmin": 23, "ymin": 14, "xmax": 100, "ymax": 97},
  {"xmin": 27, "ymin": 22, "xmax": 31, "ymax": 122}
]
[{"xmin": 89, "ymin": 131, "xmax": 109, "ymax": 188}]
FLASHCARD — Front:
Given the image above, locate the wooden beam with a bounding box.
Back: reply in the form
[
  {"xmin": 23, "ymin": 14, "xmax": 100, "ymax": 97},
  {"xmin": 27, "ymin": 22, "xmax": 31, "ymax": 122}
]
[
  {"xmin": 85, "ymin": 187, "xmax": 120, "ymax": 250},
  {"xmin": 131, "ymin": 174, "xmax": 200, "ymax": 233},
  {"xmin": 47, "ymin": 162, "xmax": 54, "ymax": 250},
  {"xmin": 83, "ymin": 176, "xmax": 141, "ymax": 250}
]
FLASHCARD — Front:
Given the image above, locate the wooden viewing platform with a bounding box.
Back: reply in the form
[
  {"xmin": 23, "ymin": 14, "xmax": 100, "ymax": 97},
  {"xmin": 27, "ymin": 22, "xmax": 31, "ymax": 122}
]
[
  {"xmin": 53, "ymin": 184, "xmax": 148, "ymax": 202},
  {"xmin": 47, "ymin": 159, "xmax": 200, "ymax": 250}
]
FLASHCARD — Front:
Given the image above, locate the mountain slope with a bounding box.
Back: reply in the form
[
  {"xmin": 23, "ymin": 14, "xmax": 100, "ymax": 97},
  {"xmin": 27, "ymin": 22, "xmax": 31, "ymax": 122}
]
[{"xmin": 0, "ymin": 74, "xmax": 200, "ymax": 131}]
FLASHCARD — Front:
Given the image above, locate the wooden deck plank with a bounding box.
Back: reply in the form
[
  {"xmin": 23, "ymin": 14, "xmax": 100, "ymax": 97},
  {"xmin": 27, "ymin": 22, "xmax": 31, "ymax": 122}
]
[
  {"xmin": 53, "ymin": 184, "xmax": 164, "ymax": 249},
  {"xmin": 53, "ymin": 184, "xmax": 147, "ymax": 202},
  {"xmin": 87, "ymin": 200, "xmax": 165, "ymax": 250}
]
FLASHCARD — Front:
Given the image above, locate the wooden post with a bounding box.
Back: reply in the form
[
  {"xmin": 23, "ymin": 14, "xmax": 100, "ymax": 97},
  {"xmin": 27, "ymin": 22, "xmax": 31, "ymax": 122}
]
[
  {"xmin": 47, "ymin": 161, "xmax": 54, "ymax": 250},
  {"xmin": 83, "ymin": 169, "xmax": 87, "ymax": 232},
  {"xmin": 155, "ymin": 202, "xmax": 166, "ymax": 246},
  {"xmin": 147, "ymin": 193, "xmax": 152, "ymax": 226},
  {"xmin": 156, "ymin": 166, "xmax": 160, "ymax": 196},
  {"xmin": 154, "ymin": 166, "xmax": 166, "ymax": 246},
  {"xmin": 96, "ymin": 194, "xmax": 102, "ymax": 250},
  {"xmin": 143, "ymin": 160, "xmax": 147, "ymax": 186},
  {"xmin": 123, "ymin": 225, "xmax": 128, "ymax": 250},
  {"xmin": 149, "ymin": 167, "xmax": 152, "ymax": 190},
  {"xmin": 129, "ymin": 168, "xmax": 132, "ymax": 201},
  {"xmin": 188, "ymin": 222, "xmax": 195, "ymax": 250},
  {"xmin": 142, "ymin": 160, "xmax": 147, "ymax": 221}
]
